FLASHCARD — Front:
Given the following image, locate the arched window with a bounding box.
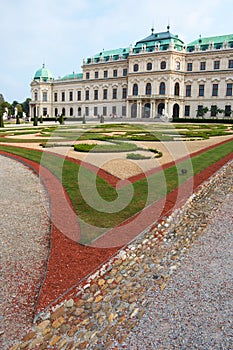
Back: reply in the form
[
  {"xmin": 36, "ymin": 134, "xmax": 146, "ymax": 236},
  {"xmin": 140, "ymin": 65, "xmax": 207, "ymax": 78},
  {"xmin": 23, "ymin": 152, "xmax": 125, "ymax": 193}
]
[
  {"xmin": 146, "ymin": 83, "xmax": 152, "ymax": 95},
  {"xmin": 70, "ymin": 107, "xmax": 73, "ymax": 116},
  {"xmin": 147, "ymin": 62, "xmax": 152, "ymax": 71},
  {"xmin": 176, "ymin": 61, "xmax": 180, "ymax": 70},
  {"xmin": 133, "ymin": 64, "xmax": 139, "ymax": 72},
  {"xmin": 54, "ymin": 108, "xmax": 58, "ymax": 117},
  {"xmin": 62, "ymin": 107, "xmax": 66, "ymax": 116},
  {"xmin": 133, "ymin": 83, "xmax": 138, "ymax": 96},
  {"xmin": 161, "ymin": 61, "xmax": 166, "ymax": 69},
  {"xmin": 78, "ymin": 107, "xmax": 82, "ymax": 116},
  {"xmin": 159, "ymin": 82, "xmax": 166, "ymax": 95},
  {"xmin": 174, "ymin": 82, "xmax": 180, "ymax": 96}
]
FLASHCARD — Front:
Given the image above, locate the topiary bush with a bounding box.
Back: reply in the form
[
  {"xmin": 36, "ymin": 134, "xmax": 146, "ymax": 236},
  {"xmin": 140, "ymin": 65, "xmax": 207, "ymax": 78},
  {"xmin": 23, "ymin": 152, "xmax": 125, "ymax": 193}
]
[
  {"xmin": 74, "ymin": 141, "xmax": 138, "ymax": 153},
  {"xmin": 126, "ymin": 153, "xmax": 151, "ymax": 160}
]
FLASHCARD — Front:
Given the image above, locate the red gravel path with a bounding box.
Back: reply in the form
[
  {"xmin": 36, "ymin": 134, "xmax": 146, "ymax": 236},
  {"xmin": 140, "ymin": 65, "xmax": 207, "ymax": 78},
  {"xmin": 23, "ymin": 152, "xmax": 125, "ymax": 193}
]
[{"xmin": 1, "ymin": 137, "xmax": 232, "ymax": 313}]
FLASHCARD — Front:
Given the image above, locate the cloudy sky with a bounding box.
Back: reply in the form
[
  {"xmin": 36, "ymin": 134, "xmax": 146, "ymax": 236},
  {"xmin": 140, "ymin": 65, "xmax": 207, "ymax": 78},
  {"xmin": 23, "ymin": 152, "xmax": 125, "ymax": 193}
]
[{"xmin": 1, "ymin": 0, "xmax": 232, "ymax": 103}]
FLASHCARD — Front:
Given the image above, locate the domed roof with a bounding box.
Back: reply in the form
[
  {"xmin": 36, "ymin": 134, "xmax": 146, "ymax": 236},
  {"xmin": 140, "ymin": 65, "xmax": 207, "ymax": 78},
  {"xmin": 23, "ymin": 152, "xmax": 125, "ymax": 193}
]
[
  {"xmin": 34, "ymin": 64, "xmax": 53, "ymax": 81},
  {"xmin": 134, "ymin": 27, "xmax": 184, "ymax": 52}
]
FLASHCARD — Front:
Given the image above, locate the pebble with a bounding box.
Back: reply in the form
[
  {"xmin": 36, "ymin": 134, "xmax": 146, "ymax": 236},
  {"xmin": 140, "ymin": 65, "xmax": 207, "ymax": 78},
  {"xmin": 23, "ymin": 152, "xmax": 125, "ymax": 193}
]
[{"xmin": 6, "ymin": 160, "xmax": 233, "ymax": 350}]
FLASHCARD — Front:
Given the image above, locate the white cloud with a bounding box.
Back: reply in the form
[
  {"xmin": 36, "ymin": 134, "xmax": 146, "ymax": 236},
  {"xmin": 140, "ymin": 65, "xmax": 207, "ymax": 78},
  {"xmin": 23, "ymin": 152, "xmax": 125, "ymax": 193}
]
[{"xmin": 0, "ymin": 0, "xmax": 232, "ymax": 102}]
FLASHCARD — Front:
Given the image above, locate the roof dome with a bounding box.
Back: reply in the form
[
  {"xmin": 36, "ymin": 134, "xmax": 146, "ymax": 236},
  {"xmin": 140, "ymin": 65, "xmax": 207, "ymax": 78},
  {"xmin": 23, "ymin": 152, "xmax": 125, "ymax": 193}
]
[
  {"xmin": 34, "ymin": 64, "xmax": 53, "ymax": 81},
  {"xmin": 134, "ymin": 27, "xmax": 184, "ymax": 52}
]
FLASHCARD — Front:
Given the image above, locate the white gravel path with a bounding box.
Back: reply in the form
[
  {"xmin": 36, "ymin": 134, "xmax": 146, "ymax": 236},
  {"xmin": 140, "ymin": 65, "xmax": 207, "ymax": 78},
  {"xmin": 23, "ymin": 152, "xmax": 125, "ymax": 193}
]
[
  {"xmin": 0, "ymin": 155, "xmax": 50, "ymax": 349},
  {"xmin": 116, "ymin": 179, "xmax": 233, "ymax": 349}
]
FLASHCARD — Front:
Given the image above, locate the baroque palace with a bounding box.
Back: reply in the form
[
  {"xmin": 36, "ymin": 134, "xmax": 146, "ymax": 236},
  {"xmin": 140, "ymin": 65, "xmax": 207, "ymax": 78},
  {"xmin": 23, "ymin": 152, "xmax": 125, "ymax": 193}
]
[{"xmin": 30, "ymin": 27, "xmax": 233, "ymax": 120}]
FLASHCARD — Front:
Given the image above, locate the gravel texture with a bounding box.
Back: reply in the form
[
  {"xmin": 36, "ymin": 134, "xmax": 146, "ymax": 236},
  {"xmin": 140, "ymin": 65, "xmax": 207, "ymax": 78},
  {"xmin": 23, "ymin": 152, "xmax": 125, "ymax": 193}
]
[
  {"xmin": 114, "ymin": 167, "xmax": 233, "ymax": 349},
  {"xmin": 0, "ymin": 156, "xmax": 50, "ymax": 349}
]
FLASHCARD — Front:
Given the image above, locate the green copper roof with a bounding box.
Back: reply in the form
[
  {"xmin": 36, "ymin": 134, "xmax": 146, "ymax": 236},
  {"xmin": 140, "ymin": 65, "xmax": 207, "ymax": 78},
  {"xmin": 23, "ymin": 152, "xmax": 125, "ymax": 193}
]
[
  {"xmin": 86, "ymin": 47, "xmax": 130, "ymax": 64},
  {"xmin": 187, "ymin": 34, "xmax": 233, "ymax": 51},
  {"xmin": 61, "ymin": 72, "xmax": 83, "ymax": 80},
  {"xmin": 34, "ymin": 64, "xmax": 53, "ymax": 81},
  {"xmin": 134, "ymin": 27, "xmax": 185, "ymax": 52}
]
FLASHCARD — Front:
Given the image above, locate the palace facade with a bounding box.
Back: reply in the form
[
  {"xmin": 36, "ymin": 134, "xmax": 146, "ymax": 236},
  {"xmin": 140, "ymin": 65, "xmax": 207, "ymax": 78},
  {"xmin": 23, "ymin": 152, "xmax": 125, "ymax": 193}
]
[{"xmin": 30, "ymin": 27, "xmax": 233, "ymax": 120}]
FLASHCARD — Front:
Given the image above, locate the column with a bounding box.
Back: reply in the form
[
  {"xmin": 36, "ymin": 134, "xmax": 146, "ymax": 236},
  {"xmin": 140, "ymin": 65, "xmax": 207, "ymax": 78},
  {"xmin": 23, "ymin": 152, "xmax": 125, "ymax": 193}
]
[{"xmin": 138, "ymin": 100, "xmax": 142, "ymax": 118}]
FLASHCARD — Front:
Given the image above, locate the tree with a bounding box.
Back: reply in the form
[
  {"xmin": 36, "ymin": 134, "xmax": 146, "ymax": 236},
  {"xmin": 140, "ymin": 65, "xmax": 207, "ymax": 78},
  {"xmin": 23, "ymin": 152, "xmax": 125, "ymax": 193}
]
[
  {"xmin": 0, "ymin": 93, "xmax": 5, "ymax": 102},
  {"xmin": 196, "ymin": 106, "xmax": 209, "ymax": 118},
  {"xmin": 21, "ymin": 98, "xmax": 31, "ymax": 115},
  {"xmin": 210, "ymin": 106, "xmax": 225, "ymax": 118}
]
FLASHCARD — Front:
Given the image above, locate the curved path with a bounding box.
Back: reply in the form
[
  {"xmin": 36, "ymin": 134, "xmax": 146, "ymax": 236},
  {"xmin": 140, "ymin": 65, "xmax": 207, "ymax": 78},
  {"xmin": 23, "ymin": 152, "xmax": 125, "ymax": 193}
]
[
  {"xmin": 0, "ymin": 156, "xmax": 50, "ymax": 350},
  {"xmin": 0, "ymin": 138, "xmax": 232, "ymax": 315}
]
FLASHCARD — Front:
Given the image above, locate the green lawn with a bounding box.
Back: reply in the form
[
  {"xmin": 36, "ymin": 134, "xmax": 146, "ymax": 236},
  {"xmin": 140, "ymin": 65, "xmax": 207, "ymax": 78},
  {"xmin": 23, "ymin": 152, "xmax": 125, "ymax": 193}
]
[{"xmin": 0, "ymin": 138, "xmax": 232, "ymax": 243}]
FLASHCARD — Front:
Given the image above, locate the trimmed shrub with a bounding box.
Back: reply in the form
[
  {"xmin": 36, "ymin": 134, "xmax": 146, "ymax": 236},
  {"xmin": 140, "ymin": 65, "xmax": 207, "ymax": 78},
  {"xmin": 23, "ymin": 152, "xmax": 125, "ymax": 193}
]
[
  {"xmin": 74, "ymin": 141, "xmax": 138, "ymax": 153},
  {"xmin": 127, "ymin": 153, "xmax": 151, "ymax": 160}
]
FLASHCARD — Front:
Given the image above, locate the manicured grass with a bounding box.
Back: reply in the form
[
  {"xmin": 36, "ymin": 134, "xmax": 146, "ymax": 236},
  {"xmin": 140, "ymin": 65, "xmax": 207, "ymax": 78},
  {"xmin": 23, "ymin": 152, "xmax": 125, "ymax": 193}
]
[
  {"xmin": 74, "ymin": 141, "xmax": 138, "ymax": 153},
  {"xmin": 0, "ymin": 139, "xmax": 232, "ymax": 243},
  {"xmin": 1, "ymin": 123, "xmax": 232, "ymax": 145}
]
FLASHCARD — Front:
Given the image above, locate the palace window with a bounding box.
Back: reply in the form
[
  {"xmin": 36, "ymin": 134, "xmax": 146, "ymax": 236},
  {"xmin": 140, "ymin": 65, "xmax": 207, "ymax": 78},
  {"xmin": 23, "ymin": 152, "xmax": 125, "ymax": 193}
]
[
  {"xmin": 104, "ymin": 70, "xmax": 108, "ymax": 78},
  {"xmin": 94, "ymin": 107, "xmax": 98, "ymax": 116},
  {"xmin": 78, "ymin": 107, "xmax": 82, "ymax": 116},
  {"xmin": 77, "ymin": 90, "xmax": 81, "ymax": 101},
  {"xmin": 133, "ymin": 64, "xmax": 139, "ymax": 72},
  {"xmin": 184, "ymin": 105, "xmax": 190, "ymax": 117},
  {"xmin": 147, "ymin": 62, "xmax": 152, "ymax": 71},
  {"xmin": 199, "ymin": 84, "xmax": 205, "ymax": 96},
  {"xmin": 174, "ymin": 82, "xmax": 180, "ymax": 96},
  {"xmin": 187, "ymin": 62, "xmax": 192, "ymax": 71},
  {"xmin": 34, "ymin": 92, "xmax": 38, "ymax": 101},
  {"xmin": 103, "ymin": 89, "xmax": 108, "ymax": 100},
  {"xmin": 228, "ymin": 60, "xmax": 233, "ymax": 68},
  {"xmin": 133, "ymin": 83, "xmax": 138, "ymax": 96},
  {"xmin": 123, "ymin": 68, "xmax": 127, "ymax": 76},
  {"xmin": 112, "ymin": 88, "xmax": 117, "ymax": 99},
  {"xmin": 103, "ymin": 106, "xmax": 107, "ymax": 116},
  {"xmin": 159, "ymin": 82, "xmax": 166, "ymax": 95},
  {"xmin": 112, "ymin": 106, "xmax": 116, "ymax": 115},
  {"xmin": 95, "ymin": 71, "xmax": 99, "ymax": 79},
  {"xmin": 69, "ymin": 91, "xmax": 73, "ymax": 101},
  {"xmin": 70, "ymin": 107, "xmax": 73, "ymax": 116},
  {"xmin": 54, "ymin": 92, "xmax": 57, "ymax": 102},
  {"xmin": 86, "ymin": 72, "xmax": 90, "ymax": 79},
  {"xmin": 122, "ymin": 87, "xmax": 127, "ymax": 99},
  {"xmin": 62, "ymin": 92, "xmax": 65, "ymax": 101},
  {"xmin": 212, "ymin": 84, "xmax": 218, "ymax": 96},
  {"xmin": 122, "ymin": 106, "xmax": 126, "ymax": 116},
  {"xmin": 85, "ymin": 107, "xmax": 89, "ymax": 116},
  {"xmin": 113, "ymin": 69, "xmax": 118, "ymax": 77},
  {"xmin": 197, "ymin": 105, "xmax": 203, "ymax": 116},
  {"xmin": 94, "ymin": 90, "xmax": 98, "ymax": 100},
  {"xmin": 176, "ymin": 61, "xmax": 180, "ymax": 70},
  {"xmin": 42, "ymin": 92, "xmax": 47, "ymax": 102},
  {"xmin": 161, "ymin": 61, "xmax": 166, "ymax": 69},
  {"xmin": 85, "ymin": 90, "xmax": 89, "ymax": 100},
  {"xmin": 200, "ymin": 62, "xmax": 206, "ymax": 70},
  {"xmin": 226, "ymin": 83, "xmax": 232, "ymax": 96},
  {"xmin": 225, "ymin": 105, "xmax": 231, "ymax": 117},
  {"xmin": 210, "ymin": 105, "xmax": 218, "ymax": 116},
  {"xmin": 43, "ymin": 108, "xmax": 47, "ymax": 116},
  {"xmin": 214, "ymin": 60, "xmax": 220, "ymax": 69},
  {"xmin": 146, "ymin": 83, "xmax": 152, "ymax": 95},
  {"xmin": 186, "ymin": 85, "xmax": 191, "ymax": 97}
]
